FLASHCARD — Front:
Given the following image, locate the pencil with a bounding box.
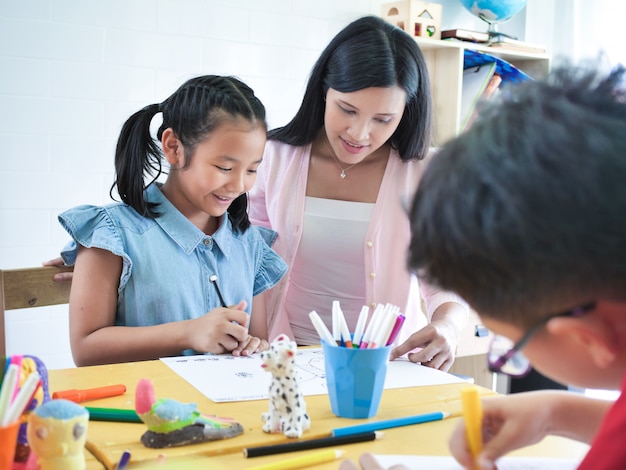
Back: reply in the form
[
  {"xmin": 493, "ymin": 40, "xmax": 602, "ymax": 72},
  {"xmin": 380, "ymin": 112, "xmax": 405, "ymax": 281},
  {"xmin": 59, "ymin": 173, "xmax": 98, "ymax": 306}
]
[
  {"xmin": 243, "ymin": 431, "xmax": 382, "ymax": 458},
  {"xmin": 85, "ymin": 407, "xmax": 142, "ymax": 423},
  {"xmin": 245, "ymin": 449, "xmax": 344, "ymax": 470},
  {"xmin": 461, "ymin": 386, "xmax": 483, "ymax": 468},
  {"xmin": 331, "ymin": 411, "xmax": 451, "ymax": 437},
  {"xmin": 209, "ymin": 274, "xmax": 228, "ymax": 307}
]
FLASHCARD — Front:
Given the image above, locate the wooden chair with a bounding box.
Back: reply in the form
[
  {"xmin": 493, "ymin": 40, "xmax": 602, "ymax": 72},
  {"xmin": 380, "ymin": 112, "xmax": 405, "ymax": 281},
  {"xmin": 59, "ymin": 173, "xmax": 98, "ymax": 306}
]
[{"xmin": 0, "ymin": 266, "xmax": 74, "ymax": 356}]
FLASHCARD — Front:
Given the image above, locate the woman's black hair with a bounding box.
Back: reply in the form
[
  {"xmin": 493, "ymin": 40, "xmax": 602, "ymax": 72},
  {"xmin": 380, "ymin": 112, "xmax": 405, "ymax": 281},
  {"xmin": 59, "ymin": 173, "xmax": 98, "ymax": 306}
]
[
  {"xmin": 269, "ymin": 15, "xmax": 432, "ymax": 161},
  {"xmin": 111, "ymin": 75, "xmax": 267, "ymax": 232}
]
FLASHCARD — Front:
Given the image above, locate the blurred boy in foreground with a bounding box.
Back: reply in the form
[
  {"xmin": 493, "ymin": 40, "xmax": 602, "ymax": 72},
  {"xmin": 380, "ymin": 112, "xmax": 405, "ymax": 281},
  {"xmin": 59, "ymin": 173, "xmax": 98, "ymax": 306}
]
[{"xmin": 344, "ymin": 59, "xmax": 626, "ymax": 470}]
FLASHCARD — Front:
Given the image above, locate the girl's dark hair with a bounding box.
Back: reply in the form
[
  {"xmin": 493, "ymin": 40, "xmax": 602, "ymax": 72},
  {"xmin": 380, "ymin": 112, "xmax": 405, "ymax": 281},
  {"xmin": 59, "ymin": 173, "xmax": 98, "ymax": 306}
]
[
  {"xmin": 269, "ymin": 15, "xmax": 432, "ymax": 161},
  {"xmin": 111, "ymin": 75, "xmax": 267, "ymax": 232}
]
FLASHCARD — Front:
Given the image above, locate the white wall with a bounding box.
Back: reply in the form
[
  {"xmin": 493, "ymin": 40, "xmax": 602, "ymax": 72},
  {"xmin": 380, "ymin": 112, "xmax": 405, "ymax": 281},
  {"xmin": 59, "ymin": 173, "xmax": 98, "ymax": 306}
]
[
  {"xmin": 0, "ymin": 0, "xmax": 578, "ymax": 369},
  {"xmin": 1, "ymin": 0, "xmax": 404, "ymax": 369}
]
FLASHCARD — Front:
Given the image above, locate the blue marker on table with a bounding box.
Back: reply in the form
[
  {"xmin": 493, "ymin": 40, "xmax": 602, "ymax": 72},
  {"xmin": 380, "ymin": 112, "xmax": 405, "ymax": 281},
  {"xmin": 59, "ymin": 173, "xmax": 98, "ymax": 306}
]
[
  {"xmin": 117, "ymin": 449, "xmax": 131, "ymax": 470},
  {"xmin": 331, "ymin": 411, "xmax": 451, "ymax": 437}
]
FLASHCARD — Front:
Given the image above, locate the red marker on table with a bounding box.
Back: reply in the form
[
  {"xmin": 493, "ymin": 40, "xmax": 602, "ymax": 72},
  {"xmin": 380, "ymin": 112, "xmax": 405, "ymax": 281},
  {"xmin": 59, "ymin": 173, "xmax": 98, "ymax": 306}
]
[{"xmin": 52, "ymin": 384, "xmax": 127, "ymax": 403}]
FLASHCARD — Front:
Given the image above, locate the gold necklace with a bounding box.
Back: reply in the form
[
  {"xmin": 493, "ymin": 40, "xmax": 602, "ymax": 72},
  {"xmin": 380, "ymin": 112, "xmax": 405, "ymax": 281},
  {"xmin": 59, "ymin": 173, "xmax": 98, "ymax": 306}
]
[{"xmin": 324, "ymin": 137, "xmax": 364, "ymax": 179}]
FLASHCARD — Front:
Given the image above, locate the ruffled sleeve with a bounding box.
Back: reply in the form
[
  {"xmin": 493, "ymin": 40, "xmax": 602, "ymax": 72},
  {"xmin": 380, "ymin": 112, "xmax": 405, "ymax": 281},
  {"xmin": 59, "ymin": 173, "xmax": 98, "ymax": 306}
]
[
  {"xmin": 250, "ymin": 226, "xmax": 287, "ymax": 297},
  {"xmin": 58, "ymin": 205, "xmax": 133, "ymax": 292}
]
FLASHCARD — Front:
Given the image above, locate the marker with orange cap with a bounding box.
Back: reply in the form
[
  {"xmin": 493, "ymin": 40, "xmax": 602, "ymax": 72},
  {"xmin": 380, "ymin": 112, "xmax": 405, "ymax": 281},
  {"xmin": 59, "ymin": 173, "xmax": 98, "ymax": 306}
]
[{"xmin": 52, "ymin": 384, "xmax": 127, "ymax": 403}]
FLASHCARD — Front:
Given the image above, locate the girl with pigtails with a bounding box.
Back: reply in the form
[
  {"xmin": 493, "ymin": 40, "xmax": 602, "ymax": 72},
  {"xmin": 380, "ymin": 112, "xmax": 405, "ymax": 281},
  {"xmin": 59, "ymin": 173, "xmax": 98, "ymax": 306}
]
[{"xmin": 58, "ymin": 75, "xmax": 287, "ymax": 366}]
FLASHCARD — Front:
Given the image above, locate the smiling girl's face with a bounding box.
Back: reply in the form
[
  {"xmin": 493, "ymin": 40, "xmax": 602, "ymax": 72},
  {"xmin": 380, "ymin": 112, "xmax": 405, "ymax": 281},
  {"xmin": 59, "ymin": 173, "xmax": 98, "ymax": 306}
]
[{"xmin": 161, "ymin": 119, "xmax": 266, "ymax": 233}]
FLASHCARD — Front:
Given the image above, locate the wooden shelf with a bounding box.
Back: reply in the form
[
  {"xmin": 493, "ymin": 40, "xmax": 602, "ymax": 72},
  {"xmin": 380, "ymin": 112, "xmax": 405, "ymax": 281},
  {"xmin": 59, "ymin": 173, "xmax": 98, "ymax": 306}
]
[{"xmin": 415, "ymin": 37, "xmax": 550, "ymax": 145}]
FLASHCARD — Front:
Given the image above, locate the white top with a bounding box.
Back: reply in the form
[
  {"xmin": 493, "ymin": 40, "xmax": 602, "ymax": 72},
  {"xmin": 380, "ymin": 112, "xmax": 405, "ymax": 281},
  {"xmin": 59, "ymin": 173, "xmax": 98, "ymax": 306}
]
[{"xmin": 285, "ymin": 197, "xmax": 374, "ymax": 345}]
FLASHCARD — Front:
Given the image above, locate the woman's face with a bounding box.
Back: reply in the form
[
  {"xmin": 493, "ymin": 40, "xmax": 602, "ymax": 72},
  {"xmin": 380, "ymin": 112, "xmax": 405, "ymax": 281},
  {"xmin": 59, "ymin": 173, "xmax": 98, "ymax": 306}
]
[{"xmin": 324, "ymin": 86, "xmax": 406, "ymax": 165}]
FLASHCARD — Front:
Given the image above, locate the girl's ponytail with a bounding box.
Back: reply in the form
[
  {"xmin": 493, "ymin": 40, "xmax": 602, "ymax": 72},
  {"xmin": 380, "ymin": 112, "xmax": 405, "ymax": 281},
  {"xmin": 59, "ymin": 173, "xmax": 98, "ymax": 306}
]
[{"xmin": 111, "ymin": 103, "xmax": 163, "ymax": 217}]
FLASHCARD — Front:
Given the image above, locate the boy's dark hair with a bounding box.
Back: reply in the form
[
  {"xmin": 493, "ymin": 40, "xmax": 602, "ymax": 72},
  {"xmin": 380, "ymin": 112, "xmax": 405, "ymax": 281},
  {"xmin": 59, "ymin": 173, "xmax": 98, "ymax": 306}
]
[
  {"xmin": 408, "ymin": 60, "xmax": 626, "ymax": 327},
  {"xmin": 269, "ymin": 15, "xmax": 432, "ymax": 161},
  {"xmin": 112, "ymin": 75, "xmax": 267, "ymax": 232}
]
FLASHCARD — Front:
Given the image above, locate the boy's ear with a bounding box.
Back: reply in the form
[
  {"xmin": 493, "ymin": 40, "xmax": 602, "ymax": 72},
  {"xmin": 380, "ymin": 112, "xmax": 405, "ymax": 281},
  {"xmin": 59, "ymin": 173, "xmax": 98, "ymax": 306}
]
[
  {"xmin": 161, "ymin": 128, "xmax": 182, "ymax": 166},
  {"xmin": 546, "ymin": 314, "xmax": 618, "ymax": 368}
]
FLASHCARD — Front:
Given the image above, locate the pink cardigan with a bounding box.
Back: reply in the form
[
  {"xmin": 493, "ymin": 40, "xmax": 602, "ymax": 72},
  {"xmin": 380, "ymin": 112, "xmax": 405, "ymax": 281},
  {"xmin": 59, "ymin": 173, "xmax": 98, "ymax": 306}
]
[{"xmin": 249, "ymin": 140, "xmax": 467, "ymax": 343}]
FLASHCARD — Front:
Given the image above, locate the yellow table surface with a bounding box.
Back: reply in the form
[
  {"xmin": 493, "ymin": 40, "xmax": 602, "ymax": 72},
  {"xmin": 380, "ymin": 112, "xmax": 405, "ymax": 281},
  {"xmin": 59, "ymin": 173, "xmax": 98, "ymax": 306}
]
[{"xmin": 48, "ymin": 359, "xmax": 589, "ymax": 469}]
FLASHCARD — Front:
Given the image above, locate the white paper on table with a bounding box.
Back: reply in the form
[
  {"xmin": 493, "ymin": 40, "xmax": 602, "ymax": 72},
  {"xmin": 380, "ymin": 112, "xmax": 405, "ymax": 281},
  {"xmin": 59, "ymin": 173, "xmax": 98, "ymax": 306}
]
[
  {"xmin": 160, "ymin": 348, "xmax": 463, "ymax": 402},
  {"xmin": 372, "ymin": 454, "xmax": 580, "ymax": 470}
]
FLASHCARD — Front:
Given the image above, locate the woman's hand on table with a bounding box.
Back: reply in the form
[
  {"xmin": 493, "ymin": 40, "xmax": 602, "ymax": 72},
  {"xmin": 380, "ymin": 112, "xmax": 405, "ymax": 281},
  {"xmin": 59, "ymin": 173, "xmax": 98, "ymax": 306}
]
[{"xmin": 390, "ymin": 302, "xmax": 466, "ymax": 371}]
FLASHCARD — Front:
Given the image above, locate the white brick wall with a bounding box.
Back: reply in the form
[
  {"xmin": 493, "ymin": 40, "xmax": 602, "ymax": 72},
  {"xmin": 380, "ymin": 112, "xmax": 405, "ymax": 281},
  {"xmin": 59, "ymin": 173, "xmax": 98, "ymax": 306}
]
[{"xmin": 0, "ymin": 0, "xmax": 388, "ymax": 369}]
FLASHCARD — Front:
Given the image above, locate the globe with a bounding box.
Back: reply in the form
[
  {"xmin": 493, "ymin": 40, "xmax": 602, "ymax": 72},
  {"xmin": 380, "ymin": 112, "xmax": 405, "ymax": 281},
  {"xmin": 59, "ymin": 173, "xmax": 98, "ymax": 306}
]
[{"xmin": 459, "ymin": 0, "xmax": 527, "ymax": 35}]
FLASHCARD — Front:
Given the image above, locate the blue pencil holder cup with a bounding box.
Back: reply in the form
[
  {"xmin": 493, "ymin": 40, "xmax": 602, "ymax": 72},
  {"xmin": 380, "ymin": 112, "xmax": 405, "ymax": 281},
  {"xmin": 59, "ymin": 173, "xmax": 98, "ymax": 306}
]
[{"xmin": 322, "ymin": 341, "xmax": 391, "ymax": 419}]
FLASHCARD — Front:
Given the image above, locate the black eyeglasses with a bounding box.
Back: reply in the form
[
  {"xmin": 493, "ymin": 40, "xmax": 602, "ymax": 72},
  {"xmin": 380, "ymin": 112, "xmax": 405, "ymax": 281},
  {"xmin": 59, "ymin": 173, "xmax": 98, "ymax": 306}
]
[{"xmin": 487, "ymin": 302, "xmax": 596, "ymax": 377}]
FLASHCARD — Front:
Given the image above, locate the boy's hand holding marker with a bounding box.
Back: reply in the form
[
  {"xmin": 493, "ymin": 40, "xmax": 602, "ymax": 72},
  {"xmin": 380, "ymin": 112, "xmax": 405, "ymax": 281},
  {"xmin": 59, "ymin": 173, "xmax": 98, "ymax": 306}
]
[{"xmin": 309, "ymin": 301, "xmax": 404, "ymax": 348}]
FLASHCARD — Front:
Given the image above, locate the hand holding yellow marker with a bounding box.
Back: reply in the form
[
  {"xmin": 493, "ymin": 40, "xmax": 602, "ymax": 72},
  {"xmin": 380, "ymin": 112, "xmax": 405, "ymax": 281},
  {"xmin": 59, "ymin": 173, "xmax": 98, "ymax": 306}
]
[{"xmin": 461, "ymin": 386, "xmax": 483, "ymax": 469}]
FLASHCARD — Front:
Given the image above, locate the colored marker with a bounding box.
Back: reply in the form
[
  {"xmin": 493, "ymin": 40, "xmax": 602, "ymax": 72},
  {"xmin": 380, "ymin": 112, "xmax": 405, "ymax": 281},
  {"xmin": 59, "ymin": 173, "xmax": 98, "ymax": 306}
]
[
  {"xmin": 331, "ymin": 411, "xmax": 451, "ymax": 437},
  {"xmin": 386, "ymin": 314, "xmax": 406, "ymax": 346},
  {"xmin": 53, "ymin": 384, "xmax": 127, "ymax": 403},
  {"xmin": 243, "ymin": 431, "xmax": 382, "ymax": 458},
  {"xmin": 116, "ymin": 449, "xmax": 131, "ymax": 470},
  {"xmin": 309, "ymin": 311, "xmax": 336, "ymax": 346},
  {"xmin": 331, "ymin": 304, "xmax": 341, "ymax": 345},
  {"xmin": 352, "ymin": 306, "xmax": 369, "ymax": 348},
  {"xmin": 461, "ymin": 386, "xmax": 483, "ymax": 468},
  {"xmin": 85, "ymin": 407, "xmax": 142, "ymax": 423},
  {"xmin": 245, "ymin": 449, "xmax": 344, "ymax": 470},
  {"xmin": 0, "ymin": 364, "xmax": 19, "ymax": 425},
  {"xmin": 369, "ymin": 305, "xmax": 398, "ymax": 349},
  {"xmin": 3, "ymin": 371, "xmax": 41, "ymax": 426},
  {"xmin": 0, "ymin": 356, "xmax": 7, "ymax": 385},
  {"xmin": 360, "ymin": 303, "xmax": 384, "ymax": 349},
  {"xmin": 8, "ymin": 355, "xmax": 23, "ymax": 402},
  {"xmin": 333, "ymin": 301, "xmax": 353, "ymax": 348}
]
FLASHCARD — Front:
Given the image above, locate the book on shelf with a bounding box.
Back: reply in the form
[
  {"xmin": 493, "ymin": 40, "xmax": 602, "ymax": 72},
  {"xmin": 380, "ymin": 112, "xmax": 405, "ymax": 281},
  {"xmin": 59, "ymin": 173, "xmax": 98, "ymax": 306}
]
[
  {"xmin": 487, "ymin": 35, "xmax": 547, "ymax": 53},
  {"xmin": 441, "ymin": 28, "xmax": 489, "ymax": 43},
  {"xmin": 481, "ymin": 73, "xmax": 502, "ymax": 100},
  {"xmin": 442, "ymin": 29, "xmax": 547, "ymax": 54},
  {"xmin": 464, "ymin": 73, "xmax": 502, "ymax": 130},
  {"xmin": 460, "ymin": 62, "xmax": 497, "ymax": 131}
]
